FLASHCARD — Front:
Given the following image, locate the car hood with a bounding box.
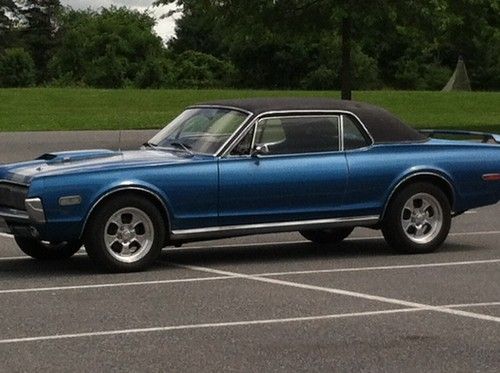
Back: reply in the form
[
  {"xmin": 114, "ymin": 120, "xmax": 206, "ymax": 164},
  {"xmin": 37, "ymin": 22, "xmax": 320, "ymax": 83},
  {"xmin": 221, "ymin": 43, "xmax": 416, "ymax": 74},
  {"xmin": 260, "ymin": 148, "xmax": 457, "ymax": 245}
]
[{"xmin": 0, "ymin": 149, "xmax": 208, "ymax": 184}]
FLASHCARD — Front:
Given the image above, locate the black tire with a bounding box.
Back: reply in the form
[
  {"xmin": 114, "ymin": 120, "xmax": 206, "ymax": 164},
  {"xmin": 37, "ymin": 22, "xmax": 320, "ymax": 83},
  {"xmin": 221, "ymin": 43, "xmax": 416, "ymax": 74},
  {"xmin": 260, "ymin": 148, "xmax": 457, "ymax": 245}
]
[
  {"xmin": 382, "ymin": 182, "xmax": 451, "ymax": 254},
  {"xmin": 300, "ymin": 227, "xmax": 354, "ymax": 244},
  {"xmin": 84, "ymin": 194, "xmax": 166, "ymax": 272},
  {"xmin": 14, "ymin": 236, "xmax": 82, "ymax": 260}
]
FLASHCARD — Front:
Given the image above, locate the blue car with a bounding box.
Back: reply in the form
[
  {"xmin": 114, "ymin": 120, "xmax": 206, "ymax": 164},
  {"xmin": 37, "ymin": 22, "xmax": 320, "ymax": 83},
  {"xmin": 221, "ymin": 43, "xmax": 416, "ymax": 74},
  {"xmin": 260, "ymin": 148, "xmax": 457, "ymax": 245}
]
[{"xmin": 1, "ymin": 98, "xmax": 499, "ymax": 272}]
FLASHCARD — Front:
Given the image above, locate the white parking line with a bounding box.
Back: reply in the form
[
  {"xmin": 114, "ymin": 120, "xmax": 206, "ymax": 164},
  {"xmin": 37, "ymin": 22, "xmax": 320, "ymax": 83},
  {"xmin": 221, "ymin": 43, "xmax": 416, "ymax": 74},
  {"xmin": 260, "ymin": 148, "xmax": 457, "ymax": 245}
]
[
  {"xmin": 445, "ymin": 302, "xmax": 500, "ymax": 308},
  {"xmin": 255, "ymin": 258, "xmax": 500, "ymax": 277},
  {"xmin": 0, "ymin": 255, "xmax": 25, "ymax": 261},
  {"xmin": 0, "ymin": 308, "xmax": 420, "ymax": 344},
  {"xmin": 178, "ymin": 264, "xmax": 500, "ymax": 323},
  {"xmin": 0, "ymin": 275, "xmax": 236, "ymax": 295},
  {"xmin": 0, "ymin": 300, "xmax": 497, "ymax": 345},
  {"xmin": 450, "ymin": 230, "xmax": 500, "ymax": 236},
  {"xmin": 0, "ymin": 258, "xmax": 498, "ymax": 295},
  {"xmin": 0, "ymin": 252, "xmax": 86, "ymax": 262}
]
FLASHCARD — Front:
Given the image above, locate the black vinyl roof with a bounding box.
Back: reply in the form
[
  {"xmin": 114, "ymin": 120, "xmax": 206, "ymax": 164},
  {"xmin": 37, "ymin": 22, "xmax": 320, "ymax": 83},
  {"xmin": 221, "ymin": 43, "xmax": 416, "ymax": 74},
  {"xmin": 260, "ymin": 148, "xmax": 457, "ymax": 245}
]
[{"xmin": 196, "ymin": 97, "xmax": 426, "ymax": 143}]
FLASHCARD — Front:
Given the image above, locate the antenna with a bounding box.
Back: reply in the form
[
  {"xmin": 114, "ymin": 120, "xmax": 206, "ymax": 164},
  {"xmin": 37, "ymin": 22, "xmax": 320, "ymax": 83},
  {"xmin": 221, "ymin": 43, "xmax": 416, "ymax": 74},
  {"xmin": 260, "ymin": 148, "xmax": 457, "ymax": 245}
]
[{"xmin": 118, "ymin": 130, "xmax": 122, "ymax": 151}]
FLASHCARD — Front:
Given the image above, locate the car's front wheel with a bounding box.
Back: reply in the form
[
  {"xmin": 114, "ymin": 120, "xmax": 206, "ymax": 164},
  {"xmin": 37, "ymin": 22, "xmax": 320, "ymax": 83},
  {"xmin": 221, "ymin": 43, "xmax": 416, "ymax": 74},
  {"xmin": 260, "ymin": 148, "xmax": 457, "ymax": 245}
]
[
  {"xmin": 14, "ymin": 236, "xmax": 82, "ymax": 260},
  {"xmin": 300, "ymin": 227, "xmax": 354, "ymax": 244},
  {"xmin": 84, "ymin": 194, "xmax": 166, "ymax": 272},
  {"xmin": 382, "ymin": 182, "xmax": 451, "ymax": 254}
]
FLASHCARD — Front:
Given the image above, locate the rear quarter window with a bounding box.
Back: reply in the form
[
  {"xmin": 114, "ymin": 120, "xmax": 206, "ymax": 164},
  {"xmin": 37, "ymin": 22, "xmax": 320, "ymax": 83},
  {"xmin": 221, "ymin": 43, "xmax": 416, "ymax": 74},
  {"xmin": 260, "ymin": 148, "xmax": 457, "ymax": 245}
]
[{"xmin": 343, "ymin": 115, "xmax": 371, "ymax": 150}]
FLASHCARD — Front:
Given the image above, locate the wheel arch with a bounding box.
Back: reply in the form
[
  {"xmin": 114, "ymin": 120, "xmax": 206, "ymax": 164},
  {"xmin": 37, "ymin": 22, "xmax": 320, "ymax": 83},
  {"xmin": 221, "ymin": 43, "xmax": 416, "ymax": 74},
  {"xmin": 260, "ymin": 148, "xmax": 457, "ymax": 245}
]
[
  {"xmin": 80, "ymin": 186, "xmax": 172, "ymax": 239},
  {"xmin": 381, "ymin": 171, "xmax": 455, "ymax": 221}
]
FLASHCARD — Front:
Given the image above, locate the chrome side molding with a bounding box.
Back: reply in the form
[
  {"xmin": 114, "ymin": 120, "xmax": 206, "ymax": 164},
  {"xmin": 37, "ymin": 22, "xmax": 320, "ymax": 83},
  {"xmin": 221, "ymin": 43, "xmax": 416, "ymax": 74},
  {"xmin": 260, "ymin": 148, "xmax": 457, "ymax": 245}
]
[{"xmin": 171, "ymin": 215, "xmax": 379, "ymax": 241}]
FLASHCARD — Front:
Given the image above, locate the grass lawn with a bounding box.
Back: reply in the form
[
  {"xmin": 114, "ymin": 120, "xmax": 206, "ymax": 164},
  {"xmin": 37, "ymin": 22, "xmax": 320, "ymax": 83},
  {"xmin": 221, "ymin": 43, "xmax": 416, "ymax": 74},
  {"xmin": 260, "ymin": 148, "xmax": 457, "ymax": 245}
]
[{"xmin": 0, "ymin": 88, "xmax": 499, "ymax": 132}]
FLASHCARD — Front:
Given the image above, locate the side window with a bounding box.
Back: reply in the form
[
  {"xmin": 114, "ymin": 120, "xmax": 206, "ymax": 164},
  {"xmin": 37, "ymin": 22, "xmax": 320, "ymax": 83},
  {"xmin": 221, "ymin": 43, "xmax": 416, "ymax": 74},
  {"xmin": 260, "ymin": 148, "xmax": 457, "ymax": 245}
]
[
  {"xmin": 230, "ymin": 126, "xmax": 255, "ymax": 156},
  {"xmin": 255, "ymin": 118, "xmax": 286, "ymax": 145},
  {"xmin": 343, "ymin": 115, "xmax": 370, "ymax": 150},
  {"xmin": 256, "ymin": 116, "xmax": 340, "ymax": 155}
]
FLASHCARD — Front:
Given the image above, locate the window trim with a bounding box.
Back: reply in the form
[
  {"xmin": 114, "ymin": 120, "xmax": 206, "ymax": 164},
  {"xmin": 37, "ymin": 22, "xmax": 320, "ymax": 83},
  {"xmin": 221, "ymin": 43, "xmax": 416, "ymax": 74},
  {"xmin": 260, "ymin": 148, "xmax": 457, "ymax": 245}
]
[
  {"xmin": 186, "ymin": 105, "xmax": 254, "ymax": 156},
  {"xmin": 251, "ymin": 115, "xmax": 342, "ymax": 157},
  {"xmin": 220, "ymin": 110, "xmax": 374, "ymax": 158},
  {"xmin": 150, "ymin": 105, "xmax": 254, "ymax": 156},
  {"xmin": 341, "ymin": 113, "xmax": 373, "ymax": 151}
]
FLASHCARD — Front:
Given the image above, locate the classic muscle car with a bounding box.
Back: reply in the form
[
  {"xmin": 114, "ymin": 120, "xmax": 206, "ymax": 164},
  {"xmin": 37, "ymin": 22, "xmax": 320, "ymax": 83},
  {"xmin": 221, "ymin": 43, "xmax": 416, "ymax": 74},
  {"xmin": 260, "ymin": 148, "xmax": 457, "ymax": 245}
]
[{"xmin": 1, "ymin": 98, "xmax": 499, "ymax": 272}]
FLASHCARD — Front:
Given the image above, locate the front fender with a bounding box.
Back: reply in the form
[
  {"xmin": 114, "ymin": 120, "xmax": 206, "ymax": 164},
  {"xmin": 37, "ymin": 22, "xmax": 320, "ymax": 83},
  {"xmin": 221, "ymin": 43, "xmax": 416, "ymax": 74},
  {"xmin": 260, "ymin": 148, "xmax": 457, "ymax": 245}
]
[
  {"xmin": 80, "ymin": 179, "xmax": 174, "ymax": 237},
  {"xmin": 33, "ymin": 175, "xmax": 175, "ymax": 242}
]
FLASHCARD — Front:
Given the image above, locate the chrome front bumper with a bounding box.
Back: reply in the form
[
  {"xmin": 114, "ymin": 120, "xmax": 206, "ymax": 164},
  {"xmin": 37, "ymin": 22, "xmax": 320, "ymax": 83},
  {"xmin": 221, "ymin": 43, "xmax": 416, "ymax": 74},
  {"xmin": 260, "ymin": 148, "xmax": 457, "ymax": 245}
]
[
  {"xmin": 0, "ymin": 206, "xmax": 30, "ymax": 224},
  {"xmin": 0, "ymin": 216, "xmax": 11, "ymax": 235},
  {"xmin": 25, "ymin": 198, "xmax": 46, "ymax": 223},
  {"xmin": 0, "ymin": 206, "xmax": 33, "ymax": 237},
  {"xmin": 0, "ymin": 198, "xmax": 44, "ymax": 225}
]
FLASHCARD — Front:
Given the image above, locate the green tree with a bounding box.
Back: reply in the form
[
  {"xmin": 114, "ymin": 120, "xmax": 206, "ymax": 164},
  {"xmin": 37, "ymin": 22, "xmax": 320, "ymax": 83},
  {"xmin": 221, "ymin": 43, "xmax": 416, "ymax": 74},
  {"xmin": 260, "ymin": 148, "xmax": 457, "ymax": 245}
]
[
  {"xmin": 18, "ymin": 0, "xmax": 62, "ymax": 83},
  {"xmin": 83, "ymin": 45, "xmax": 128, "ymax": 88},
  {"xmin": 49, "ymin": 7, "xmax": 165, "ymax": 88},
  {"xmin": 166, "ymin": 1, "xmax": 226, "ymax": 57},
  {"xmin": 173, "ymin": 50, "xmax": 236, "ymax": 88},
  {"xmin": 0, "ymin": 47, "xmax": 35, "ymax": 86},
  {"xmin": 135, "ymin": 57, "xmax": 166, "ymax": 88},
  {"xmin": 438, "ymin": 0, "xmax": 500, "ymax": 89},
  {"xmin": 0, "ymin": 0, "xmax": 20, "ymax": 51},
  {"xmin": 157, "ymin": 0, "xmax": 500, "ymax": 91},
  {"xmin": 156, "ymin": 0, "xmax": 389, "ymax": 93}
]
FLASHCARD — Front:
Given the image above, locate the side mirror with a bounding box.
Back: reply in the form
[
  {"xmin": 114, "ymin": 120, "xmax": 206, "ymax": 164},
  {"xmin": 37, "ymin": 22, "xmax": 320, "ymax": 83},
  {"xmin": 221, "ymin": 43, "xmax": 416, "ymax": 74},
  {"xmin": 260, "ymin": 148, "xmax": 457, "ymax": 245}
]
[{"xmin": 251, "ymin": 144, "xmax": 270, "ymax": 157}]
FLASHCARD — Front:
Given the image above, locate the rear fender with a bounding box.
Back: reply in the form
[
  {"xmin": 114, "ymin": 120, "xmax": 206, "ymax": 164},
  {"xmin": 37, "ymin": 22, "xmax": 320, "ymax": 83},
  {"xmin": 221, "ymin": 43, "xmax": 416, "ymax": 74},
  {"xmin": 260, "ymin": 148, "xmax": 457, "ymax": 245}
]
[{"xmin": 381, "ymin": 169, "xmax": 456, "ymax": 220}]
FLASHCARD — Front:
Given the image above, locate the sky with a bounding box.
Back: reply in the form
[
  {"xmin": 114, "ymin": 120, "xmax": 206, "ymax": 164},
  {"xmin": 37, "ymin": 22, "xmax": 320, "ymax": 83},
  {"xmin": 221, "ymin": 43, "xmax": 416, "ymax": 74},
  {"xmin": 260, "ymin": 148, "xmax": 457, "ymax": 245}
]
[{"xmin": 59, "ymin": 0, "xmax": 179, "ymax": 41}]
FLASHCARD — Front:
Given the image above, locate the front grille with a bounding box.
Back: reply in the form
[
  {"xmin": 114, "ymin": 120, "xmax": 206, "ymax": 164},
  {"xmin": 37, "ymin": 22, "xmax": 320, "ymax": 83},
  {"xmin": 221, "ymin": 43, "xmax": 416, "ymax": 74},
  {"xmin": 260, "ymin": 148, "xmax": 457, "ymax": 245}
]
[{"xmin": 0, "ymin": 182, "xmax": 28, "ymax": 211}]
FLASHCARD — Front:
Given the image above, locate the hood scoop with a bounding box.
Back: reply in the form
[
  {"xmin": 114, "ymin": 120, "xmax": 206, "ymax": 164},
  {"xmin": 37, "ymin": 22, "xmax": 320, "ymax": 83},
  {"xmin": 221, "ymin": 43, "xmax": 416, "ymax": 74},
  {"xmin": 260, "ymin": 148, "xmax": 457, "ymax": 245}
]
[
  {"xmin": 37, "ymin": 149, "xmax": 120, "ymax": 164},
  {"xmin": 37, "ymin": 153, "xmax": 57, "ymax": 161}
]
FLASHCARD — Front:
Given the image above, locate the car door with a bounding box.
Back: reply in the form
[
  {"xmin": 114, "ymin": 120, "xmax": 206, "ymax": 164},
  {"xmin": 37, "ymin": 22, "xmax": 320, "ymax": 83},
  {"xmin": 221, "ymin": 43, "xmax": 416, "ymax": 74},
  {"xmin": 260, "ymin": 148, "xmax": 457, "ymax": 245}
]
[{"xmin": 218, "ymin": 114, "xmax": 349, "ymax": 226}]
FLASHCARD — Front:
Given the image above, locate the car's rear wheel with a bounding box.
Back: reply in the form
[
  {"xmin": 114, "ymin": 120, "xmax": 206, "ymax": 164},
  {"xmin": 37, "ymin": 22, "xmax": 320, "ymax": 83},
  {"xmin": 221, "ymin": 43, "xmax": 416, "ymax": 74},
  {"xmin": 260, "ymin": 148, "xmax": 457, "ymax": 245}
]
[
  {"xmin": 299, "ymin": 227, "xmax": 354, "ymax": 244},
  {"xmin": 382, "ymin": 182, "xmax": 451, "ymax": 254},
  {"xmin": 14, "ymin": 236, "xmax": 82, "ymax": 260},
  {"xmin": 84, "ymin": 194, "xmax": 166, "ymax": 272}
]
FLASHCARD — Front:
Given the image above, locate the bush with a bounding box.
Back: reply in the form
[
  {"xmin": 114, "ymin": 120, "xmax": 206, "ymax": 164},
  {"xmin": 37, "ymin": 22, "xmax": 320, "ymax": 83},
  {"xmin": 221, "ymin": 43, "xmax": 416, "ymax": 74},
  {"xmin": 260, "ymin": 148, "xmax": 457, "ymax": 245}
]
[
  {"xmin": 351, "ymin": 46, "xmax": 381, "ymax": 89},
  {"xmin": 173, "ymin": 50, "xmax": 236, "ymax": 88},
  {"xmin": 299, "ymin": 35, "xmax": 381, "ymax": 90},
  {"xmin": 48, "ymin": 7, "xmax": 165, "ymax": 89},
  {"xmin": 394, "ymin": 57, "xmax": 452, "ymax": 90},
  {"xmin": 134, "ymin": 58, "xmax": 166, "ymax": 89},
  {"xmin": 301, "ymin": 66, "xmax": 338, "ymax": 90},
  {"xmin": 83, "ymin": 47, "xmax": 128, "ymax": 88},
  {"xmin": 423, "ymin": 64, "xmax": 453, "ymax": 90},
  {"xmin": 0, "ymin": 48, "xmax": 36, "ymax": 87}
]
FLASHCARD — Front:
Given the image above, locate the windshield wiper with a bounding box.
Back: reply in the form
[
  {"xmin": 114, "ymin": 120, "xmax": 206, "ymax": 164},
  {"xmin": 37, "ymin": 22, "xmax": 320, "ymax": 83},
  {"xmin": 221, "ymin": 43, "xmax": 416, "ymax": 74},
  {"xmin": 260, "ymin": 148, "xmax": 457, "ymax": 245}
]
[
  {"xmin": 142, "ymin": 141, "xmax": 158, "ymax": 149},
  {"xmin": 169, "ymin": 141, "xmax": 194, "ymax": 156},
  {"xmin": 144, "ymin": 140, "xmax": 194, "ymax": 156}
]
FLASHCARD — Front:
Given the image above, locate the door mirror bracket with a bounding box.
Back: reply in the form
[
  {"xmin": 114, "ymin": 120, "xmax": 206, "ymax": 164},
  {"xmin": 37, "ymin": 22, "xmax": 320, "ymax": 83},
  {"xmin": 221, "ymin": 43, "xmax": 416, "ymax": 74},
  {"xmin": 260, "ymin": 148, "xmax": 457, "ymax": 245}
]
[{"xmin": 251, "ymin": 144, "xmax": 270, "ymax": 157}]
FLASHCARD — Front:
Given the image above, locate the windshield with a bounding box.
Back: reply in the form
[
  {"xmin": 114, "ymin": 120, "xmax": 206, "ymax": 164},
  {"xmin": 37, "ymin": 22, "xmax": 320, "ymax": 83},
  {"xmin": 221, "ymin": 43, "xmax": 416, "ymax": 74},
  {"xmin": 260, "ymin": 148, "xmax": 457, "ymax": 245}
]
[{"xmin": 148, "ymin": 108, "xmax": 249, "ymax": 155}]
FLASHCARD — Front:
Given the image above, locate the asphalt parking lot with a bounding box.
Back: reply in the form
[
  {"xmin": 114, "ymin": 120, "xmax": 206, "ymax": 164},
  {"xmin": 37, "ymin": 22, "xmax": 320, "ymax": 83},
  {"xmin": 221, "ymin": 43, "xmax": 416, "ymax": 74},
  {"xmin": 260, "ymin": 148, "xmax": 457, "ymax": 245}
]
[{"xmin": 0, "ymin": 203, "xmax": 498, "ymax": 372}]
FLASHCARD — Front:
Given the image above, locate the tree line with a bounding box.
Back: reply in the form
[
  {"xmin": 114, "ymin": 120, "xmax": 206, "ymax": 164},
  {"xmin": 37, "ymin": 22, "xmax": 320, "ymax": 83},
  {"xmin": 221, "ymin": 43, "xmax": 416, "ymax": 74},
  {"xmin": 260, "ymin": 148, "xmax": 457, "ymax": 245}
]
[{"xmin": 0, "ymin": 0, "xmax": 498, "ymax": 90}]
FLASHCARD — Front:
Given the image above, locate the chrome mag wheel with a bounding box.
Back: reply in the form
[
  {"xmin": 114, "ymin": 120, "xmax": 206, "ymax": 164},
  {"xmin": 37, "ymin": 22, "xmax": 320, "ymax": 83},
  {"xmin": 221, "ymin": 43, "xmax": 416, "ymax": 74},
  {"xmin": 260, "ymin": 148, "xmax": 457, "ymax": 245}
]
[
  {"xmin": 104, "ymin": 207, "xmax": 155, "ymax": 263},
  {"xmin": 400, "ymin": 192, "xmax": 443, "ymax": 244}
]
